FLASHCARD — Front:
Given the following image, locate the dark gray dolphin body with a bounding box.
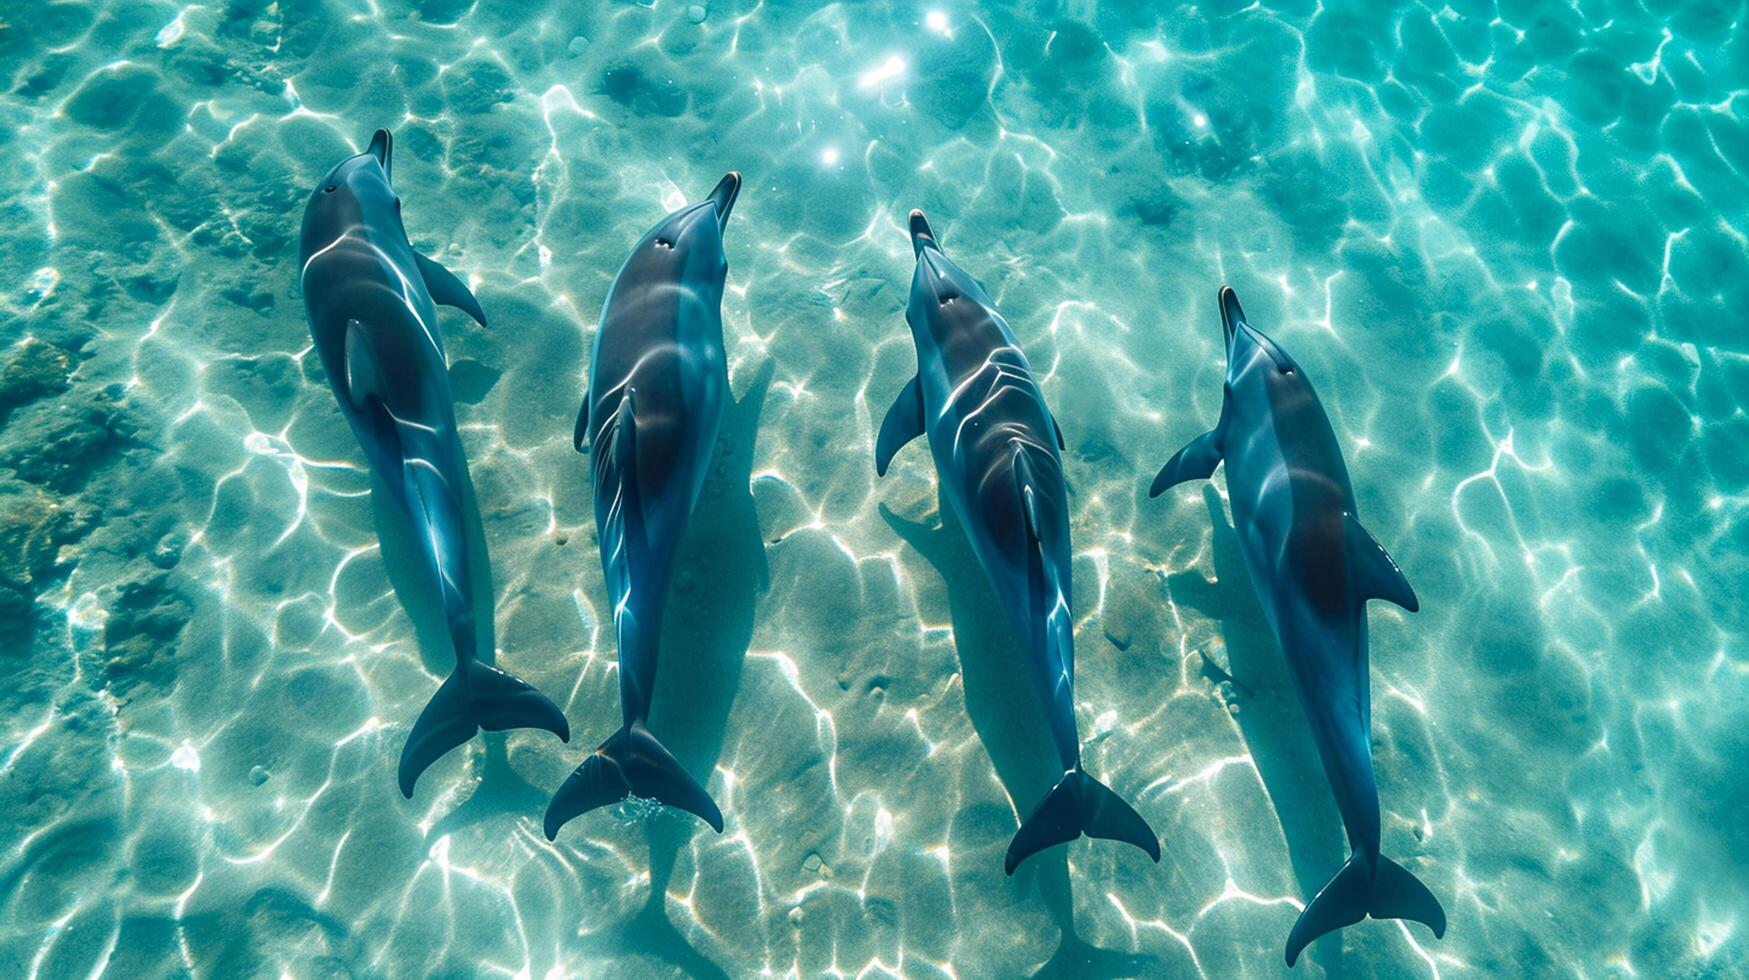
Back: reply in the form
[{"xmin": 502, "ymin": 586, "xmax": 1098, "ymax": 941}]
[
  {"xmin": 298, "ymin": 129, "xmax": 569, "ymax": 798},
  {"xmin": 877, "ymin": 212, "xmax": 1159, "ymax": 875},
  {"xmin": 544, "ymin": 173, "xmax": 742, "ymax": 841},
  {"xmin": 1149, "ymin": 287, "xmax": 1445, "ymax": 964}
]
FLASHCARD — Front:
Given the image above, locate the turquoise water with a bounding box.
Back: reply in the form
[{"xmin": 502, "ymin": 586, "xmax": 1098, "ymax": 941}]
[{"xmin": 3, "ymin": 0, "xmax": 1746, "ymax": 976}]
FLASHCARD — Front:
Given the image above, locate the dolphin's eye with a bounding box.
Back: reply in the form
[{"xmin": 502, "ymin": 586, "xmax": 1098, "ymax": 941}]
[{"xmin": 324, "ymin": 185, "xmax": 336, "ymax": 193}]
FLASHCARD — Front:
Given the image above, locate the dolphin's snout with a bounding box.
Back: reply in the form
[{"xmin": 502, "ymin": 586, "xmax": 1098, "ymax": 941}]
[
  {"xmin": 369, "ymin": 128, "xmax": 393, "ymax": 181},
  {"xmin": 1219, "ymin": 285, "xmax": 1245, "ymax": 350},
  {"xmin": 909, "ymin": 209, "xmax": 938, "ymax": 258},
  {"xmin": 708, "ymin": 171, "xmax": 741, "ymax": 231}
]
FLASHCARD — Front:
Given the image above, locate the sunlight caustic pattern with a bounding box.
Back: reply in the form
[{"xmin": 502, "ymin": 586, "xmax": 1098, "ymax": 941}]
[{"xmin": 0, "ymin": 1, "xmax": 1744, "ymax": 977}]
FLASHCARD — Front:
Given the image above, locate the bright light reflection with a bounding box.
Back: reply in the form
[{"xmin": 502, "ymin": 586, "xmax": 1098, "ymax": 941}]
[{"xmin": 859, "ymin": 54, "xmax": 907, "ymax": 89}]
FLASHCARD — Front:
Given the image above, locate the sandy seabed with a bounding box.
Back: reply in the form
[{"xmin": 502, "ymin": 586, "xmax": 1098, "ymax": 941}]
[{"xmin": 1, "ymin": 1, "xmax": 1746, "ymax": 976}]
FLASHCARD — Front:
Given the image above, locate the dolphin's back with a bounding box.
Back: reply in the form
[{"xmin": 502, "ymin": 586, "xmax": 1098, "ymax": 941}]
[
  {"xmin": 1225, "ymin": 334, "xmax": 1365, "ymax": 618},
  {"xmin": 921, "ymin": 309, "xmax": 1067, "ymax": 602},
  {"xmin": 1149, "ymin": 288, "xmax": 1442, "ymax": 964},
  {"xmin": 587, "ymin": 253, "xmax": 727, "ymax": 589},
  {"xmin": 298, "ymin": 134, "xmax": 569, "ymax": 800},
  {"xmin": 546, "ymin": 175, "xmax": 741, "ymax": 843},
  {"xmin": 885, "ymin": 214, "xmax": 1159, "ymax": 876},
  {"xmin": 909, "ymin": 263, "xmax": 1056, "ymax": 588}
]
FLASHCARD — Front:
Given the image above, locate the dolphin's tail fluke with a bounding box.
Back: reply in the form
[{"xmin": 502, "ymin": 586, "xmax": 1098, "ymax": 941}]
[
  {"xmin": 1005, "ymin": 767, "xmax": 1160, "ymax": 874},
  {"xmin": 398, "ymin": 659, "xmax": 570, "ymax": 798},
  {"xmin": 1284, "ymin": 853, "xmax": 1446, "ymax": 966},
  {"xmin": 544, "ymin": 722, "xmax": 725, "ymax": 840}
]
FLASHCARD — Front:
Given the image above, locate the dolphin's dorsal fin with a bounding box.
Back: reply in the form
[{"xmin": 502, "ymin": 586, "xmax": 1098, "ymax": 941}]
[
  {"xmin": 573, "ymin": 389, "xmax": 591, "ymax": 453},
  {"xmin": 344, "ymin": 320, "xmax": 385, "ymax": 410},
  {"xmin": 1012, "ymin": 443, "xmax": 1043, "ymax": 542},
  {"xmin": 1011, "ymin": 445, "xmax": 1047, "ymax": 615},
  {"xmin": 875, "ymin": 375, "xmax": 924, "ymax": 476},
  {"xmin": 415, "ymin": 252, "xmax": 487, "ymax": 327},
  {"xmin": 611, "ymin": 387, "xmax": 646, "ymax": 564},
  {"xmin": 1012, "ymin": 445, "xmax": 1067, "ymax": 660},
  {"xmin": 1345, "ymin": 514, "xmax": 1419, "ymax": 612}
]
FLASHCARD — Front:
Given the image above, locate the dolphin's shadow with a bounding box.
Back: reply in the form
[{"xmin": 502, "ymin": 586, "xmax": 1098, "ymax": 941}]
[
  {"xmin": 575, "ymin": 359, "xmax": 775, "ymax": 979},
  {"xmin": 1166, "ymin": 483, "xmax": 1349, "ymax": 972},
  {"xmin": 421, "ymin": 735, "xmax": 545, "ymax": 842},
  {"xmin": 881, "ymin": 499, "xmax": 1155, "ymax": 979}
]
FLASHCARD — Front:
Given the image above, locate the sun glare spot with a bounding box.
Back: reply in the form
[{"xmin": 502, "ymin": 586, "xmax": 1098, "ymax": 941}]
[{"xmin": 859, "ymin": 54, "xmax": 907, "ymax": 89}]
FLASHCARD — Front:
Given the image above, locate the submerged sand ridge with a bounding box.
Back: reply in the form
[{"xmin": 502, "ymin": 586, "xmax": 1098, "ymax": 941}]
[{"xmin": 1, "ymin": 1, "xmax": 1745, "ymax": 976}]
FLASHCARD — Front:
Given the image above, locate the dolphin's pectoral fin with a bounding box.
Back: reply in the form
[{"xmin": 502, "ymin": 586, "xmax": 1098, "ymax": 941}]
[
  {"xmin": 875, "ymin": 376, "xmax": 924, "ymax": 476},
  {"xmin": 415, "ymin": 252, "xmax": 487, "ymax": 327},
  {"xmin": 1345, "ymin": 515, "xmax": 1419, "ymax": 612},
  {"xmin": 1149, "ymin": 429, "xmax": 1222, "ymax": 497},
  {"xmin": 572, "ymin": 391, "xmax": 590, "ymax": 453},
  {"xmin": 344, "ymin": 320, "xmax": 386, "ymax": 411},
  {"xmin": 1051, "ymin": 413, "xmax": 1066, "ymax": 451}
]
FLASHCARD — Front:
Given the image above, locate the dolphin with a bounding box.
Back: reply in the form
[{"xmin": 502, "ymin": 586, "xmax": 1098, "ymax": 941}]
[
  {"xmin": 876, "ymin": 211, "xmax": 1159, "ymax": 875},
  {"xmin": 1148, "ymin": 286, "xmax": 1445, "ymax": 965},
  {"xmin": 298, "ymin": 130, "xmax": 571, "ymax": 797},
  {"xmin": 544, "ymin": 173, "xmax": 742, "ymax": 841}
]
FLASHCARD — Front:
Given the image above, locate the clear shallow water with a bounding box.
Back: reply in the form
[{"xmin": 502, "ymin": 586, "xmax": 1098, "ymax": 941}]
[{"xmin": 2, "ymin": 0, "xmax": 1746, "ymax": 976}]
